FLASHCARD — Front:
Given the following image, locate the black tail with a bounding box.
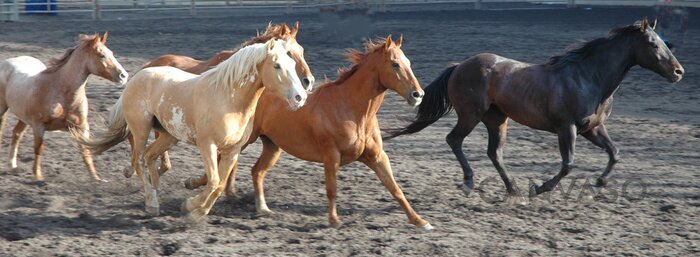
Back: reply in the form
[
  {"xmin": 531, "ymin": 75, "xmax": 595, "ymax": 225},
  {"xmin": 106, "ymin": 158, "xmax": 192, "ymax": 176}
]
[{"xmin": 385, "ymin": 64, "xmax": 457, "ymax": 140}]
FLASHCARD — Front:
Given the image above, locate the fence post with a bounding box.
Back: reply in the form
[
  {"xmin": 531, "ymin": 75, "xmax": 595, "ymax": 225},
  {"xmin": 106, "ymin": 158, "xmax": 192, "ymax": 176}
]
[
  {"xmin": 190, "ymin": 0, "xmax": 196, "ymax": 16},
  {"xmin": 568, "ymin": 0, "xmax": 576, "ymax": 8},
  {"xmin": 475, "ymin": 0, "xmax": 482, "ymax": 10},
  {"xmin": 93, "ymin": 0, "xmax": 102, "ymax": 20}
]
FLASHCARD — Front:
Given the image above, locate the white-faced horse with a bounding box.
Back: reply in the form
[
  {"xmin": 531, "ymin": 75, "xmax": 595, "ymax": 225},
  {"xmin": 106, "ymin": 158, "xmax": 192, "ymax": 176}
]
[
  {"xmin": 73, "ymin": 39, "xmax": 307, "ymax": 223},
  {"xmin": 0, "ymin": 33, "xmax": 128, "ymax": 181}
]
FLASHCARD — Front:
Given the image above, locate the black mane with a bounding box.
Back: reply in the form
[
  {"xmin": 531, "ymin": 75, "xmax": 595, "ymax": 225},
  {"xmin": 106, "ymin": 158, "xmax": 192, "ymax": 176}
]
[{"xmin": 546, "ymin": 24, "xmax": 643, "ymax": 70}]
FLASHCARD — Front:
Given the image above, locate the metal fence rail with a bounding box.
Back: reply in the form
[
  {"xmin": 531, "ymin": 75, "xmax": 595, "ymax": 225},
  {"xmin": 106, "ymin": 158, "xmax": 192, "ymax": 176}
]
[{"xmin": 2, "ymin": 0, "xmax": 699, "ymax": 21}]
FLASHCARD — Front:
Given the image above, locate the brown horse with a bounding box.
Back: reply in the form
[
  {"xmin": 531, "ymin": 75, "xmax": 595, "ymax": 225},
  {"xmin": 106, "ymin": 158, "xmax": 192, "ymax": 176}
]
[
  {"xmin": 185, "ymin": 36, "xmax": 432, "ymax": 229},
  {"xmin": 130, "ymin": 22, "xmax": 315, "ymax": 178},
  {"xmin": 386, "ymin": 19, "xmax": 684, "ymax": 200},
  {"xmin": 0, "ymin": 33, "xmax": 128, "ymax": 181},
  {"xmin": 142, "ymin": 22, "xmax": 315, "ymax": 90}
]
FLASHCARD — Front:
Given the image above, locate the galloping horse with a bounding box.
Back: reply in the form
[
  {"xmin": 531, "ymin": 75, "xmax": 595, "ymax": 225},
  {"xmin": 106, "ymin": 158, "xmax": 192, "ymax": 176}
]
[
  {"xmin": 0, "ymin": 33, "xmax": 128, "ymax": 181},
  {"xmin": 133, "ymin": 22, "xmax": 315, "ymax": 178},
  {"xmin": 386, "ymin": 19, "xmax": 684, "ymax": 199},
  {"xmin": 185, "ymin": 36, "xmax": 433, "ymax": 229},
  {"xmin": 143, "ymin": 22, "xmax": 315, "ymax": 90},
  {"xmin": 73, "ymin": 39, "xmax": 307, "ymax": 223}
]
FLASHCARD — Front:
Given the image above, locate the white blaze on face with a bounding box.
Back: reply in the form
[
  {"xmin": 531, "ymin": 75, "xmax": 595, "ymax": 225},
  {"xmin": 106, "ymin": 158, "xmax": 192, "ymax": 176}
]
[
  {"xmin": 273, "ymin": 41, "xmax": 306, "ymax": 109},
  {"xmin": 101, "ymin": 46, "xmax": 128, "ymax": 84}
]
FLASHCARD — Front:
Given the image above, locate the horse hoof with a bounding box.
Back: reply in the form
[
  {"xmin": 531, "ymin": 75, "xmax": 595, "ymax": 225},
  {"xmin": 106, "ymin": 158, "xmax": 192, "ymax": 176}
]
[
  {"xmin": 184, "ymin": 178, "xmax": 197, "ymax": 190},
  {"xmin": 256, "ymin": 208, "xmax": 275, "ymax": 216},
  {"xmin": 418, "ymin": 223, "xmax": 434, "ymax": 230},
  {"xmin": 145, "ymin": 205, "xmax": 160, "ymax": 216},
  {"xmin": 529, "ymin": 185, "xmax": 540, "ymax": 197},
  {"xmin": 181, "ymin": 200, "xmax": 193, "ymax": 213},
  {"xmin": 185, "ymin": 211, "xmax": 205, "ymax": 225},
  {"xmin": 506, "ymin": 195, "xmax": 528, "ymax": 206},
  {"xmin": 122, "ymin": 167, "xmax": 134, "ymax": 178},
  {"xmin": 596, "ymin": 178, "xmax": 608, "ymax": 187},
  {"xmin": 460, "ymin": 183, "xmax": 474, "ymax": 197}
]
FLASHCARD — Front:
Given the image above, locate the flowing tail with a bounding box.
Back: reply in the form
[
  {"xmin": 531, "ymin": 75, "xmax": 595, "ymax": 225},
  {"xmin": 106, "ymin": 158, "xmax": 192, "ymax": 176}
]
[
  {"xmin": 70, "ymin": 96, "xmax": 130, "ymax": 155},
  {"xmin": 385, "ymin": 64, "xmax": 457, "ymax": 140}
]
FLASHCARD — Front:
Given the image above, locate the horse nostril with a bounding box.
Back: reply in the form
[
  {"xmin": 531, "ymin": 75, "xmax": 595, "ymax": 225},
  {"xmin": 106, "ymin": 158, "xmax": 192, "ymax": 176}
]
[
  {"xmin": 119, "ymin": 73, "xmax": 127, "ymax": 79},
  {"xmin": 302, "ymin": 78, "xmax": 311, "ymax": 86},
  {"xmin": 411, "ymin": 91, "xmax": 422, "ymax": 98},
  {"xmin": 675, "ymin": 69, "xmax": 684, "ymax": 76}
]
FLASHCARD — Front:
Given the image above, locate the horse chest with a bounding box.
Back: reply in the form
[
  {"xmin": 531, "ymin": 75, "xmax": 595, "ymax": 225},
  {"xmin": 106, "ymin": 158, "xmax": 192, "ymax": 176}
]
[{"xmin": 41, "ymin": 103, "xmax": 82, "ymax": 130}]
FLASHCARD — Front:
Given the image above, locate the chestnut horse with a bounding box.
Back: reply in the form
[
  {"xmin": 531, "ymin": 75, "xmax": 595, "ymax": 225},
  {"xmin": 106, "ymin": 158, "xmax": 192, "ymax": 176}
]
[
  {"xmin": 132, "ymin": 22, "xmax": 315, "ymax": 178},
  {"xmin": 142, "ymin": 22, "xmax": 315, "ymax": 90},
  {"xmin": 72, "ymin": 39, "xmax": 307, "ymax": 222},
  {"xmin": 0, "ymin": 33, "xmax": 128, "ymax": 181},
  {"xmin": 386, "ymin": 19, "xmax": 684, "ymax": 200},
  {"xmin": 186, "ymin": 36, "xmax": 432, "ymax": 229}
]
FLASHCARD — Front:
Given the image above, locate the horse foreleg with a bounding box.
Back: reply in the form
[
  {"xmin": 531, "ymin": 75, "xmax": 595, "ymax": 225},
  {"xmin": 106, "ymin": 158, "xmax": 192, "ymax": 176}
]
[
  {"xmin": 581, "ymin": 124, "xmax": 618, "ymax": 187},
  {"xmin": 251, "ymin": 136, "xmax": 282, "ymax": 214},
  {"xmin": 182, "ymin": 142, "xmax": 219, "ymax": 224},
  {"xmin": 322, "ymin": 151, "xmax": 342, "ymax": 228},
  {"xmin": 9, "ymin": 121, "xmax": 27, "ymax": 170},
  {"xmin": 72, "ymin": 124, "xmax": 103, "ymax": 181},
  {"xmin": 483, "ymin": 110, "xmax": 524, "ymax": 204},
  {"xmin": 31, "ymin": 126, "xmax": 46, "ymax": 180},
  {"xmin": 531, "ymin": 125, "xmax": 577, "ymax": 196},
  {"xmin": 201, "ymin": 149, "xmax": 239, "ymax": 215},
  {"xmin": 362, "ymin": 150, "xmax": 432, "ymax": 230}
]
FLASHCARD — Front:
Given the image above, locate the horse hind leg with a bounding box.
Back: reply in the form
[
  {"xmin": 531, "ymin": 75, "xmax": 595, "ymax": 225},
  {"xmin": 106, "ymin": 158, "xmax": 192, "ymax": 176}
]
[
  {"xmin": 142, "ymin": 132, "xmax": 178, "ymax": 216},
  {"xmin": 581, "ymin": 124, "xmax": 618, "ymax": 187},
  {"xmin": 482, "ymin": 108, "xmax": 525, "ymax": 205},
  {"xmin": 446, "ymin": 112, "xmax": 485, "ymax": 196}
]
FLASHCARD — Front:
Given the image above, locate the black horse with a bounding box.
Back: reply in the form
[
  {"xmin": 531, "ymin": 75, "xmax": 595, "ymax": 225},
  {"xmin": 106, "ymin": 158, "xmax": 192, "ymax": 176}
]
[{"xmin": 386, "ymin": 18, "xmax": 684, "ymax": 198}]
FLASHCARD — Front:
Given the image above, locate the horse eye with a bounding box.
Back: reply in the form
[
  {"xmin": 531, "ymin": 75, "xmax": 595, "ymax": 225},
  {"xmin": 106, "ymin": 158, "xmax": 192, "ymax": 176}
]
[
  {"xmin": 274, "ymin": 63, "xmax": 281, "ymax": 69},
  {"xmin": 392, "ymin": 62, "xmax": 400, "ymax": 68},
  {"xmin": 287, "ymin": 51, "xmax": 292, "ymax": 57},
  {"xmin": 99, "ymin": 54, "xmax": 105, "ymax": 58}
]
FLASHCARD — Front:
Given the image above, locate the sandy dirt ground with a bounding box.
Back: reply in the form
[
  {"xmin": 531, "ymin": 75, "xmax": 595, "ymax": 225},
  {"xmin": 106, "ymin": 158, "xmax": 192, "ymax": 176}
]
[{"xmin": 0, "ymin": 4, "xmax": 698, "ymax": 256}]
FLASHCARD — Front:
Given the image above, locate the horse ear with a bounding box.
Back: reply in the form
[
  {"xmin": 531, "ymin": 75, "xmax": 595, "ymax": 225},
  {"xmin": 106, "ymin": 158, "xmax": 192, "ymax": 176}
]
[
  {"xmin": 396, "ymin": 34, "xmax": 403, "ymax": 47},
  {"xmin": 267, "ymin": 40, "xmax": 276, "ymax": 52},
  {"xmin": 291, "ymin": 21, "xmax": 299, "ymax": 37},
  {"xmin": 385, "ymin": 35, "xmax": 393, "ymax": 50},
  {"xmin": 281, "ymin": 24, "xmax": 291, "ymax": 35},
  {"xmin": 101, "ymin": 31, "xmax": 109, "ymax": 43},
  {"xmin": 641, "ymin": 17, "xmax": 649, "ymax": 31},
  {"xmin": 651, "ymin": 18, "xmax": 657, "ymax": 30},
  {"xmin": 92, "ymin": 32, "xmax": 101, "ymax": 45}
]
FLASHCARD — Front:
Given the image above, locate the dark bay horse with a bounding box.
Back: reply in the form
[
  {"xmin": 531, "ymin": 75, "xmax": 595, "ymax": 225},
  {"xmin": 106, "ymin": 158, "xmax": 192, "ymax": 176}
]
[{"xmin": 386, "ymin": 19, "xmax": 684, "ymax": 199}]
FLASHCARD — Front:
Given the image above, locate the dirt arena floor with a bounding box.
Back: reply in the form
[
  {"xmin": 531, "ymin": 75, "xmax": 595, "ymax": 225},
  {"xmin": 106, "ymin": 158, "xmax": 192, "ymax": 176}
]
[{"xmin": 0, "ymin": 4, "xmax": 698, "ymax": 256}]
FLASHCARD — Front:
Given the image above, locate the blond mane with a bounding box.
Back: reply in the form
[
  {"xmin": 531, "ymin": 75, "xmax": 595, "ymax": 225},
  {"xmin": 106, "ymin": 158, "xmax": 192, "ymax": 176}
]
[{"xmin": 201, "ymin": 40, "xmax": 279, "ymax": 90}]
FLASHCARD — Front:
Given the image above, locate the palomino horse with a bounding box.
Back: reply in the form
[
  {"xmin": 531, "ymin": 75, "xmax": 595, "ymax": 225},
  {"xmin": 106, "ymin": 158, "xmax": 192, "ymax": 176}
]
[
  {"xmin": 186, "ymin": 36, "xmax": 433, "ymax": 229},
  {"xmin": 132, "ymin": 22, "xmax": 315, "ymax": 178},
  {"xmin": 143, "ymin": 22, "xmax": 315, "ymax": 90},
  {"xmin": 0, "ymin": 33, "xmax": 128, "ymax": 181},
  {"xmin": 73, "ymin": 39, "xmax": 307, "ymax": 223},
  {"xmin": 386, "ymin": 19, "xmax": 684, "ymax": 199}
]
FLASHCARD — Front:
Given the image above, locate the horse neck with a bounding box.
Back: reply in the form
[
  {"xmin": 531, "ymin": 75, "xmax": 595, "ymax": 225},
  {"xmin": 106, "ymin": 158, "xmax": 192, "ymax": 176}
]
[
  {"xmin": 575, "ymin": 38, "xmax": 636, "ymax": 100},
  {"xmin": 337, "ymin": 62, "xmax": 386, "ymax": 120},
  {"xmin": 42, "ymin": 50, "xmax": 91, "ymax": 99},
  {"xmin": 221, "ymin": 77, "xmax": 266, "ymax": 116}
]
